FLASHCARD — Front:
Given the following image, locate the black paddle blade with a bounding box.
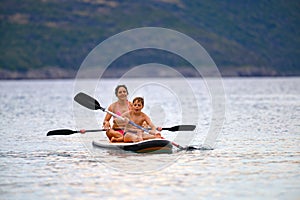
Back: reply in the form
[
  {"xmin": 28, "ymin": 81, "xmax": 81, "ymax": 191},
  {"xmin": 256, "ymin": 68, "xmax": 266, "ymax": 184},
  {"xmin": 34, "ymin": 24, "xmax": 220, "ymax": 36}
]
[
  {"xmin": 185, "ymin": 145, "xmax": 214, "ymax": 151},
  {"xmin": 163, "ymin": 125, "xmax": 196, "ymax": 132},
  {"xmin": 47, "ymin": 129, "xmax": 77, "ymax": 136},
  {"xmin": 74, "ymin": 92, "xmax": 103, "ymax": 111}
]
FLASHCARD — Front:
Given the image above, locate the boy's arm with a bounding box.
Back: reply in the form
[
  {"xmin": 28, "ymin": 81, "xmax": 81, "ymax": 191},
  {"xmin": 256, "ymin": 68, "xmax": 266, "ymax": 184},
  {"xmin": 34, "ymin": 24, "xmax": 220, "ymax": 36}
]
[{"xmin": 144, "ymin": 114, "xmax": 157, "ymax": 135}]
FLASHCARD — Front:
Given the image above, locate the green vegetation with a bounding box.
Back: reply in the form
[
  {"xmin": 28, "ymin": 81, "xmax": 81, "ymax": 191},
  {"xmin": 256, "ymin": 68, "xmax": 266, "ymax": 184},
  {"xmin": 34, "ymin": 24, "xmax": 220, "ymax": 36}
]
[{"xmin": 0, "ymin": 0, "xmax": 299, "ymax": 78}]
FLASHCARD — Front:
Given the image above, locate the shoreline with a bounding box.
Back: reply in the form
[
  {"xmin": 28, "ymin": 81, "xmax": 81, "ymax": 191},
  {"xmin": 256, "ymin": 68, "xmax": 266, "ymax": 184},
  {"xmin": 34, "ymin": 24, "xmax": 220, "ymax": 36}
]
[{"xmin": 0, "ymin": 67, "xmax": 299, "ymax": 80}]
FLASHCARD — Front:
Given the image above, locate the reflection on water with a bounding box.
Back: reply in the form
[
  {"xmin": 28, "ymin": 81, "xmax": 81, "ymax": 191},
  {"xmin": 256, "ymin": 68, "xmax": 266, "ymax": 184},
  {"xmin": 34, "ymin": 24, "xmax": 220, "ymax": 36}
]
[{"xmin": 0, "ymin": 78, "xmax": 299, "ymax": 200}]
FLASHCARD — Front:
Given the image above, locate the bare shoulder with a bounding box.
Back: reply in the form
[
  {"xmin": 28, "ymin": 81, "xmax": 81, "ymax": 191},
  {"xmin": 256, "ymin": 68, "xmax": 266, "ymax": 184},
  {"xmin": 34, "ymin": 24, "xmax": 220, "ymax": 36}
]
[
  {"xmin": 141, "ymin": 112, "xmax": 150, "ymax": 119},
  {"xmin": 108, "ymin": 101, "xmax": 117, "ymax": 111},
  {"xmin": 128, "ymin": 101, "xmax": 133, "ymax": 108}
]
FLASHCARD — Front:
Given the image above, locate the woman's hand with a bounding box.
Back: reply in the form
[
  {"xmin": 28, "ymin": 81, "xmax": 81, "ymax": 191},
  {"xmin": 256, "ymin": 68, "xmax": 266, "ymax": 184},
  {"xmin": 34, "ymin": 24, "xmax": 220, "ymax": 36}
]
[{"xmin": 102, "ymin": 121, "xmax": 110, "ymax": 129}]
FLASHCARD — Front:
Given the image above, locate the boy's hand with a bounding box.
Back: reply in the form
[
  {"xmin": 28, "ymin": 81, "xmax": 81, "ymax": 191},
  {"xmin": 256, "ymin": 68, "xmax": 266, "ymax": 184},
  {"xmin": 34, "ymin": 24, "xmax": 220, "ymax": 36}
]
[{"xmin": 156, "ymin": 127, "xmax": 162, "ymax": 131}]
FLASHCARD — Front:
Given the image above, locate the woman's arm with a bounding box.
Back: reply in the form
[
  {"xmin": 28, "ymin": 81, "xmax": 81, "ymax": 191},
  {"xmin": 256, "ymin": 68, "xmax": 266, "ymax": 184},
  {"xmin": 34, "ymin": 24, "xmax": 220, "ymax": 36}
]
[{"xmin": 102, "ymin": 104, "xmax": 113, "ymax": 128}]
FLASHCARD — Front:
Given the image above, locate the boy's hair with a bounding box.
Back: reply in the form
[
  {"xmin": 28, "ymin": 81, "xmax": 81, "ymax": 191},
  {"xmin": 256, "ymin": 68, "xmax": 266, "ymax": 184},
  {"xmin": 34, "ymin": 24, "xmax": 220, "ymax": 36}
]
[{"xmin": 132, "ymin": 97, "xmax": 144, "ymax": 106}]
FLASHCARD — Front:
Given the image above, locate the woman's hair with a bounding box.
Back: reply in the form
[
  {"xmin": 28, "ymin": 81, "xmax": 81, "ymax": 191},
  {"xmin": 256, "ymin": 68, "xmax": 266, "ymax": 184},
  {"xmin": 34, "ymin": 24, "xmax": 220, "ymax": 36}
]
[
  {"xmin": 132, "ymin": 97, "xmax": 144, "ymax": 106},
  {"xmin": 114, "ymin": 85, "xmax": 128, "ymax": 96}
]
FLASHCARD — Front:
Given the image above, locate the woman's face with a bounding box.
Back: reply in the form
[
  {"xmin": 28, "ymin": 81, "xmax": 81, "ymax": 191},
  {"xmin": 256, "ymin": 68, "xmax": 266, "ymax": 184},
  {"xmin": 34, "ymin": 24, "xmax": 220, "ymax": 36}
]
[{"xmin": 117, "ymin": 87, "xmax": 128, "ymax": 100}]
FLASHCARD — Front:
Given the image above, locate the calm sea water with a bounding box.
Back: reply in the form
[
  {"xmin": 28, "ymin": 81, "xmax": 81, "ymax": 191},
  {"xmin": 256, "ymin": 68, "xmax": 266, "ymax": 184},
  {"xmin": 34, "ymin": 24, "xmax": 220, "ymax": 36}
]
[{"xmin": 0, "ymin": 78, "xmax": 299, "ymax": 199}]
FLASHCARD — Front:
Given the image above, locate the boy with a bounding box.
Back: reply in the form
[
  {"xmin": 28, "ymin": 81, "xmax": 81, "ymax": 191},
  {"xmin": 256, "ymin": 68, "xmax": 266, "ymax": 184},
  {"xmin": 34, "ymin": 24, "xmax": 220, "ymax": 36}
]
[{"xmin": 114, "ymin": 97, "xmax": 161, "ymax": 143}]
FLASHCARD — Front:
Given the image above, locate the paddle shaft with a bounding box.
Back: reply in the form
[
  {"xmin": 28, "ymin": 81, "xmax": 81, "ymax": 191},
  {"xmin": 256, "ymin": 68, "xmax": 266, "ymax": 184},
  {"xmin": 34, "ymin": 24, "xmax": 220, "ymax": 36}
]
[
  {"xmin": 47, "ymin": 125, "xmax": 195, "ymax": 136},
  {"xmin": 171, "ymin": 142, "xmax": 185, "ymax": 150},
  {"xmin": 47, "ymin": 128, "xmax": 108, "ymax": 136},
  {"xmin": 104, "ymin": 109, "xmax": 150, "ymax": 133}
]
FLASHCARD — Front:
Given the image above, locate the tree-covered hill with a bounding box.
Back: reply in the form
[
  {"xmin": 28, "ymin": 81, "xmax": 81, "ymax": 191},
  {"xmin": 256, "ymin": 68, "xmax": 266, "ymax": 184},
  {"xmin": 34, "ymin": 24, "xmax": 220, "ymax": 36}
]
[{"xmin": 0, "ymin": 0, "xmax": 299, "ymax": 78}]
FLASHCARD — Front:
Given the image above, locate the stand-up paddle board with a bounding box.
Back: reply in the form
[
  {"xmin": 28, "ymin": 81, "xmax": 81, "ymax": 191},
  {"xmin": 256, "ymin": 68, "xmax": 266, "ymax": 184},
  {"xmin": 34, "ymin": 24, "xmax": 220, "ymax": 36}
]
[{"xmin": 92, "ymin": 139, "xmax": 173, "ymax": 153}]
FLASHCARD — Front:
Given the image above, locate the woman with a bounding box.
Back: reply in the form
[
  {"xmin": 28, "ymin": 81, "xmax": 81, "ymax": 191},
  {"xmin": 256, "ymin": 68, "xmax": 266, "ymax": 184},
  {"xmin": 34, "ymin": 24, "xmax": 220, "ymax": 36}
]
[{"xmin": 102, "ymin": 85, "xmax": 131, "ymax": 142}]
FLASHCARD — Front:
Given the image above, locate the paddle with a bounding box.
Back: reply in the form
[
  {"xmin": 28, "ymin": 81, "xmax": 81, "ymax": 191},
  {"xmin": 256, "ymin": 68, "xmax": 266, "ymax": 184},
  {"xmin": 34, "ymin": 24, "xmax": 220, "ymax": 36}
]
[
  {"xmin": 46, "ymin": 125, "xmax": 196, "ymax": 136},
  {"xmin": 46, "ymin": 129, "xmax": 107, "ymax": 136},
  {"xmin": 162, "ymin": 125, "xmax": 195, "ymax": 132},
  {"xmin": 74, "ymin": 92, "xmax": 199, "ymax": 150}
]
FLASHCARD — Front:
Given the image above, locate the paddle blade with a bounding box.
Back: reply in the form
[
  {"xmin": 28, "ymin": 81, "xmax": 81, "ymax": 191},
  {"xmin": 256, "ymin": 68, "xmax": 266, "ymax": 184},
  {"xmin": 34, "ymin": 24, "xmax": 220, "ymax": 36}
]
[
  {"xmin": 163, "ymin": 125, "xmax": 196, "ymax": 132},
  {"xmin": 74, "ymin": 92, "xmax": 103, "ymax": 111},
  {"xmin": 47, "ymin": 129, "xmax": 77, "ymax": 136}
]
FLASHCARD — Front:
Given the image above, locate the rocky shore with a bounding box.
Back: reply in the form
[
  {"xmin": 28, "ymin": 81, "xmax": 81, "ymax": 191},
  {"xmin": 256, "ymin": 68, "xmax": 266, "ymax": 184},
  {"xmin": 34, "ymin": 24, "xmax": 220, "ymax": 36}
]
[{"xmin": 0, "ymin": 66, "xmax": 296, "ymax": 79}]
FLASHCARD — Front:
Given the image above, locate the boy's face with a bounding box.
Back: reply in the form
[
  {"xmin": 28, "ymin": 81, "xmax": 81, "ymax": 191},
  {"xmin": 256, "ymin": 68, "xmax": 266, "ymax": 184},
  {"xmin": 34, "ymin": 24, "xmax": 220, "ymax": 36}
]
[{"xmin": 132, "ymin": 100, "xmax": 143, "ymax": 112}]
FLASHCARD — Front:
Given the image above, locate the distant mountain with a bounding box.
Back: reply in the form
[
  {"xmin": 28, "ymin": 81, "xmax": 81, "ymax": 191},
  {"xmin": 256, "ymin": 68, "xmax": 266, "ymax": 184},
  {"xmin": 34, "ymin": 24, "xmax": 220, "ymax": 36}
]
[{"xmin": 0, "ymin": 0, "xmax": 299, "ymax": 78}]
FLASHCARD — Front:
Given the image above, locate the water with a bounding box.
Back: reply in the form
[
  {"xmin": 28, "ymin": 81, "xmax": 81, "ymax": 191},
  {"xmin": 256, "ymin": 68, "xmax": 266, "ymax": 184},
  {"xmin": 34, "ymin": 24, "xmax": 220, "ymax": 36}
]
[{"xmin": 0, "ymin": 78, "xmax": 299, "ymax": 199}]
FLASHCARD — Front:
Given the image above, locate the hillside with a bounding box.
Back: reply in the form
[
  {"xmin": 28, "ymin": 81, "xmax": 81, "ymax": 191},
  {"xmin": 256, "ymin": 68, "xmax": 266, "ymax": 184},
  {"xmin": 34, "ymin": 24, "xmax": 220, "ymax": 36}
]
[{"xmin": 0, "ymin": 0, "xmax": 299, "ymax": 78}]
